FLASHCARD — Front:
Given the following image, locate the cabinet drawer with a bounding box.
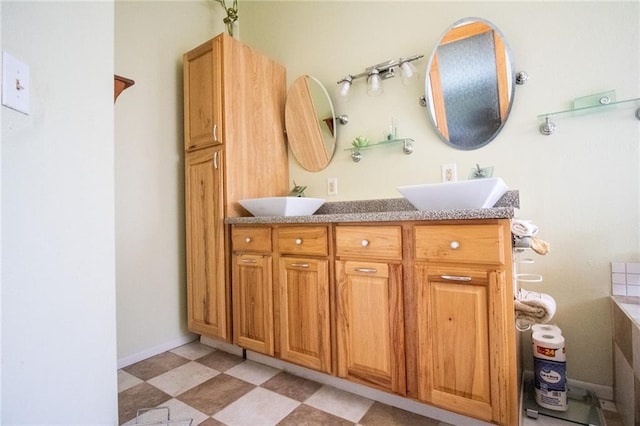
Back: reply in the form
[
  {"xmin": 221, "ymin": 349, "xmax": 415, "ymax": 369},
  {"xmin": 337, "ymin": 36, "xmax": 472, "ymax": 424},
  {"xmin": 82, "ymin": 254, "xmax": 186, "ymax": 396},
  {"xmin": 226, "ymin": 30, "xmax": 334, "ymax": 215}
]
[
  {"xmin": 232, "ymin": 226, "xmax": 272, "ymax": 253},
  {"xmin": 414, "ymin": 224, "xmax": 505, "ymax": 264},
  {"xmin": 277, "ymin": 226, "xmax": 328, "ymax": 256},
  {"xmin": 335, "ymin": 226, "xmax": 402, "ymax": 261}
]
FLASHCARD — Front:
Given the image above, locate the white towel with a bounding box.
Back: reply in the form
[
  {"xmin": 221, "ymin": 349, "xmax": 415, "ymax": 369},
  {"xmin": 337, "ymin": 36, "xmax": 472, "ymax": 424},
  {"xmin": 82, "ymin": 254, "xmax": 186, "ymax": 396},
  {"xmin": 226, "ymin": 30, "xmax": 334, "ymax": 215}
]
[
  {"xmin": 511, "ymin": 219, "xmax": 539, "ymax": 237},
  {"xmin": 515, "ymin": 289, "xmax": 556, "ymax": 329}
]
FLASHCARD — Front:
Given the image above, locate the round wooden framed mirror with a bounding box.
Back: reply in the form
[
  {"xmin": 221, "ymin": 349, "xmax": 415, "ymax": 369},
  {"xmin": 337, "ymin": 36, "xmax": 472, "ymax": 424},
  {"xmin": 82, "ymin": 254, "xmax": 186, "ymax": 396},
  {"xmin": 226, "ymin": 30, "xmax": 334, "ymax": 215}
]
[
  {"xmin": 285, "ymin": 75, "xmax": 336, "ymax": 172},
  {"xmin": 425, "ymin": 18, "xmax": 515, "ymax": 150}
]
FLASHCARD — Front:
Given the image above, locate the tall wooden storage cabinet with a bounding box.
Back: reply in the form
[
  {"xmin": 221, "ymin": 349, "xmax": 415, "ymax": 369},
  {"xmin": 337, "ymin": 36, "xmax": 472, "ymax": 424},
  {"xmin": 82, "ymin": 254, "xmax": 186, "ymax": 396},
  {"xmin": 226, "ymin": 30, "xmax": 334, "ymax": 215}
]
[{"xmin": 183, "ymin": 33, "xmax": 288, "ymax": 341}]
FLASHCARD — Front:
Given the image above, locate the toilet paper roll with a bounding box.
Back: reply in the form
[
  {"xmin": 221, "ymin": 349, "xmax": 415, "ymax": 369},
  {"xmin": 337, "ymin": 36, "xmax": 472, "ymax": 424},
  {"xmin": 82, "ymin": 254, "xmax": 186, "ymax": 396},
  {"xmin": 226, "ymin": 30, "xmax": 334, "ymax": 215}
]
[
  {"xmin": 531, "ymin": 324, "xmax": 562, "ymax": 336},
  {"xmin": 533, "ymin": 331, "xmax": 567, "ymax": 411},
  {"xmin": 532, "ymin": 331, "xmax": 566, "ymax": 361}
]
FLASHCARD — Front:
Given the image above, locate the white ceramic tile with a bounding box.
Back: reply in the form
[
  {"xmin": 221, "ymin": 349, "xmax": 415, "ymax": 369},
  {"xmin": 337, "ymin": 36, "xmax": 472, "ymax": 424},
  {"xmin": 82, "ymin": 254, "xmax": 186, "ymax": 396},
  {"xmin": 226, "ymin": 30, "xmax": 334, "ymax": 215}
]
[
  {"xmin": 213, "ymin": 387, "xmax": 299, "ymax": 426},
  {"xmin": 305, "ymin": 385, "xmax": 374, "ymax": 423},
  {"xmin": 118, "ymin": 369, "xmax": 143, "ymax": 392},
  {"xmin": 612, "ymin": 285, "xmax": 627, "ymax": 296},
  {"xmin": 626, "ymin": 262, "xmax": 640, "ymax": 274},
  {"xmin": 123, "ymin": 399, "xmax": 209, "ymax": 426},
  {"xmin": 225, "ymin": 359, "xmax": 280, "ymax": 385},
  {"xmin": 627, "ymin": 274, "xmax": 640, "ymax": 285},
  {"xmin": 170, "ymin": 341, "xmax": 215, "ymax": 360},
  {"xmin": 612, "ymin": 273, "xmax": 627, "ymax": 284},
  {"xmin": 627, "ymin": 286, "xmax": 640, "ymax": 297},
  {"xmin": 612, "ymin": 262, "xmax": 626, "ymax": 273},
  {"xmin": 147, "ymin": 361, "xmax": 219, "ymax": 396}
]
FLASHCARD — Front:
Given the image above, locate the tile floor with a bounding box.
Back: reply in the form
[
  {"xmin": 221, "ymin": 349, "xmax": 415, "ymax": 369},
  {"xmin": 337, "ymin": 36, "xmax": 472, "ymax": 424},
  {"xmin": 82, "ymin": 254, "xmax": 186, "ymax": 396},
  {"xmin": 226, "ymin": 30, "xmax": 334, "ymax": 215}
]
[
  {"xmin": 119, "ymin": 341, "xmax": 624, "ymax": 426},
  {"xmin": 118, "ymin": 341, "xmax": 450, "ymax": 426}
]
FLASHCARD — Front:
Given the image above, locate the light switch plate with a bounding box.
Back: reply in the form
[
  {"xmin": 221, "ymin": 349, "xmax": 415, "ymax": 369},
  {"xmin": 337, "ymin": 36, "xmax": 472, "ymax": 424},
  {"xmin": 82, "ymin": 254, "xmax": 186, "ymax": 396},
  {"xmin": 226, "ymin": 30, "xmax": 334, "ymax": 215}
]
[{"xmin": 2, "ymin": 51, "xmax": 30, "ymax": 115}]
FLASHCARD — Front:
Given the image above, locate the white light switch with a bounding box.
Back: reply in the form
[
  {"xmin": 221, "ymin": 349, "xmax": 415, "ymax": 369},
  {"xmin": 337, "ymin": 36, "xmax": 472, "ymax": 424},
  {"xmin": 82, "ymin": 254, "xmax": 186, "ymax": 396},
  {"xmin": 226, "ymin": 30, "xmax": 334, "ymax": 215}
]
[{"xmin": 2, "ymin": 51, "xmax": 30, "ymax": 115}]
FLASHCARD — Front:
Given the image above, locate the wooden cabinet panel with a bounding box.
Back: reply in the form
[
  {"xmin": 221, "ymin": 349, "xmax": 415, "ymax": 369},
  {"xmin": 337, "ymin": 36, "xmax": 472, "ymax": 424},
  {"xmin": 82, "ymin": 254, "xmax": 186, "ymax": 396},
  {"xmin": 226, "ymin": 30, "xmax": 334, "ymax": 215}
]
[
  {"xmin": 278, "ymin": 257, "xmax": 331, "ymax": 373},
  {"xmin": 336, "ymin": 260, "xmax": 405, "ymax": 394},
  {"xmin": 335, "ymin": 225, "xmax": 402, "ymax": 261},
  {"xmin": 414, "ymin": 224, "xmax": 505, "ymax": 265},
  {"xmin": 232, "ymin": 253, "xmax": 274, "ymax": 355},
  {"xmin": 183, "ymin": 37, "xmax": 222, "ymax": 151},
  {"xmin": 277, "ymin": 226, "xmax": 328, "ymax": 256},
  {"xmin": 415, "ymin": 261, "xmax": 516, "ymax": 425},
  {"xmin": 416, "ymin": 265, "xmax": 492, "ymax": 419},
  {"xmin": 232, "ymin": 226, "xmax": 272, "ymax": 254},
  {"xmin": 185, "ymin": 147, "xmax": 229, "ymax": 340}
]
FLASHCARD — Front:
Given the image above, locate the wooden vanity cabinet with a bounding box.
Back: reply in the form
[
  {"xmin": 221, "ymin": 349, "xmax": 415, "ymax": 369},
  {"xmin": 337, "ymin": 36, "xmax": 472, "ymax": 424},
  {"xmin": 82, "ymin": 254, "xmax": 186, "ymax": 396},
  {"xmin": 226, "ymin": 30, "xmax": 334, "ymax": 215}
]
[
  {"xmin": 276, "ymin": 226, "xmax": 332, "ymax": 374},
  {"xmin": 183, "ymin": 33, "xmax": 288, "ymax": 342},
  {"xmin": 412, "ymin": 221, "xmax": 517, "ymax": 425},
  {"xmin": 334, "ymin": 225, "xmax": 406, "ymax": 395},
  {"xmin": 231, "ymin": 226, "xmax": 274, "ymax": 355}
]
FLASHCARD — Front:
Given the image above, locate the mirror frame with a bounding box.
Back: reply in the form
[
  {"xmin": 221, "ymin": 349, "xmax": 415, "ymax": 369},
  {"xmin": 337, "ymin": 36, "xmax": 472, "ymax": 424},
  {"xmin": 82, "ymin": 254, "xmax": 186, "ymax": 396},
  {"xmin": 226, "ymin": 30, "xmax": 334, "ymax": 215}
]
[
  {"xmin": 425, "ymin": 17, "xmax": 515, "ymax": 150},
  {"xmin": 285, "ymin": 75, "xmax": 337, "ymax": 172}
]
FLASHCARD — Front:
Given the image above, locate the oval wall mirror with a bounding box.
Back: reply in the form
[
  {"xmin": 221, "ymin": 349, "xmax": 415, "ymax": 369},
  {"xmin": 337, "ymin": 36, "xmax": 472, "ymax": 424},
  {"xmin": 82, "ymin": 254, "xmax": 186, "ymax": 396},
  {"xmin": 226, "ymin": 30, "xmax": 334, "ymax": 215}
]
[
  {"xmin": 285, "ymin": 75, "xmax": 337, "ymax": 172},
  {"xmin": 425, "ymin": 18, "xmax": 515, "ymax": 150}
]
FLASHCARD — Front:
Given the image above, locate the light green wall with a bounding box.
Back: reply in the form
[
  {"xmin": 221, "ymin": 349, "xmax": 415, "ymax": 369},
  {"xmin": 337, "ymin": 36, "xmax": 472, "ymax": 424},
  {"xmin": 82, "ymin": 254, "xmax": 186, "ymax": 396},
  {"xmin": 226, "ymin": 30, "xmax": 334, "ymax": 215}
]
[
  {"xmin": 114, "ymin": 1, "xmax": 227, "ymax": 363},
  {"xmin": 241, "ymin": 1, "xmax": 640, "ymax": 388}
]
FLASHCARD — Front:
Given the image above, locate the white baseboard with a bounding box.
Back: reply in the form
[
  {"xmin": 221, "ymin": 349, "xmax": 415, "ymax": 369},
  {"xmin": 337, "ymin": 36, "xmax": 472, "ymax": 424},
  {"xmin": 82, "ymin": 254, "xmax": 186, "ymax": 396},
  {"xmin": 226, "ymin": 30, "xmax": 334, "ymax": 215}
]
[
  {"xmin": 117, "ymin": 334, "xmax": 199, "ymax": 369},
  {"xmin": 200, "ymin": 338, "xmax": 493, "ymax": 426}
]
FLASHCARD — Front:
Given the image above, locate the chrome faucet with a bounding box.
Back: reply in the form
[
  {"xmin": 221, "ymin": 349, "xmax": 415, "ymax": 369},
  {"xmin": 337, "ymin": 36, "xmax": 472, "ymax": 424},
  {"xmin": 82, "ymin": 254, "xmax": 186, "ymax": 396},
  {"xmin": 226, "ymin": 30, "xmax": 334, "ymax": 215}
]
[{"xmin": 288, "ymin": 181, "xmax": 307, "ymax": 197}]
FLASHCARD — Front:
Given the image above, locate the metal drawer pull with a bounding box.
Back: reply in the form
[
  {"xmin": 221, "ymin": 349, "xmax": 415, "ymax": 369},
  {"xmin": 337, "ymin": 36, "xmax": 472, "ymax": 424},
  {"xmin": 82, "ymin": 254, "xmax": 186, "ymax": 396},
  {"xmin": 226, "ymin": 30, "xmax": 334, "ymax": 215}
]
[
  {"xmin": 213, "ymin": 151, "xmax": 218, "ymax": 169},
  {"xmin": 361, "ymin": 239, "xmax": 369, "ymax": 247},
  {"xmin": 240, "ymin": 258, "xmax": 257, "ymax": 264},
  {"xmin": 355, "ymin": 268, "xmax": 377, "ymax": 273},
  {"xmin": 291, "ymin": 263, "xmax": 310, "ymax": 268},
  {"xmin": 212, "ymin": 123, "xmax": 219, "ymax": 142},
  {"xmin": 295, "ymin": 238, "xmax": 303, "ymax": 245},
  {"xmin": 245, "ymin": 237, "xmax": 251, "ymax": 243},
  {"xmin": 450, "ymin": 241, "xmax": 460, "ymax": 249},
  {"xmin": 441, "ymin": 275, "xmax": 472, "ymax": 281}
]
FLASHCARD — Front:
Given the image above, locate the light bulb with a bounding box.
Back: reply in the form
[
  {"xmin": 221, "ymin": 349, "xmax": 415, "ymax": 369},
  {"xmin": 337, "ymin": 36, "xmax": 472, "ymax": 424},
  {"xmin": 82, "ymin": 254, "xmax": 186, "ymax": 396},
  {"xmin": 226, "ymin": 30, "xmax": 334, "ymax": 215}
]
[
  {"xmin": 340, "ymin": 79, "xmax": 351, "ymax": 97},
  {"xmin": 367, "ymin": 70, "xmax": 383, "ymax": 96},
  {"xmin": 400, "ymin": 61, "xmax": 418, "ymax": 86}
]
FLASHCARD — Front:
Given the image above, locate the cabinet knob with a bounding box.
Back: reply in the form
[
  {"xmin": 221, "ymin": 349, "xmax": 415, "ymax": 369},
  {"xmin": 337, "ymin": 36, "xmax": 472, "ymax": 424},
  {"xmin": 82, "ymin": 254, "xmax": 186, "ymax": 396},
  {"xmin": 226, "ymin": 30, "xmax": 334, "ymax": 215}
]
[
  {"xmin": 450, "ymin": 240, "xmax": 460, "ymax": 249},
  {"xmin": 245, "ymin": 237, "xmax": 251, "ymax": 243},
  {"xmin": 295, "ymin": 238, "xmax": 303, "ymax": 245},
  {"xmin": 361, "ymin": 239, "xmax": 369, "ymax": 247}
]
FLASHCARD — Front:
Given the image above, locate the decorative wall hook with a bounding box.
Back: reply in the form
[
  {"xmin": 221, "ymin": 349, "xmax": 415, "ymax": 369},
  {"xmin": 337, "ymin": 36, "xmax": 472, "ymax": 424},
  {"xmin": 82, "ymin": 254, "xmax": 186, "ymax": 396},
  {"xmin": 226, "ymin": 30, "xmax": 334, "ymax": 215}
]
[{"xmin": 212, "ymin": 0, "xmax": 239, "ymax": 37}]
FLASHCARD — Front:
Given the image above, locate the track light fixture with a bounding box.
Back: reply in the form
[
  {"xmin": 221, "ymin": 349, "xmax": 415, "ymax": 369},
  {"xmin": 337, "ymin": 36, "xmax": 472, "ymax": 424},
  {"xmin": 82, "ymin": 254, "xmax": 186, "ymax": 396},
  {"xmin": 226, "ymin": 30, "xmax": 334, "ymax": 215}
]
[{"xmin": 336, "ymin": 54, "xmax": 423, "ymax": 99}]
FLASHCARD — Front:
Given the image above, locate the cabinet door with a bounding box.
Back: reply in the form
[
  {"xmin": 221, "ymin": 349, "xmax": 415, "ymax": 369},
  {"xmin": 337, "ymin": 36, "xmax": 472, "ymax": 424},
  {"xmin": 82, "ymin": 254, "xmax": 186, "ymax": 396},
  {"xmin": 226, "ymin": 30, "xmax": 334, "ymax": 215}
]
[
  {"xmin": 278, "ymin": 257, "xmax": 331, "ymax": 373},
  {"xmin": 232, "ymin": 253, "xmax": 274, "ymax": 355},
  {"xmin": 183, "ymin": 36, "xmax": 223, "ymax": 151},
  {"xmin": 335, "ymin": 260, "xmax": 406, "ymax": 394},
  {"xmin": 185, "ymin": 147, "xmax": 229, "ymax": 340},
  {"xmin": 416, "ymin": 264, "xmax": 507, "ymax": 423}
]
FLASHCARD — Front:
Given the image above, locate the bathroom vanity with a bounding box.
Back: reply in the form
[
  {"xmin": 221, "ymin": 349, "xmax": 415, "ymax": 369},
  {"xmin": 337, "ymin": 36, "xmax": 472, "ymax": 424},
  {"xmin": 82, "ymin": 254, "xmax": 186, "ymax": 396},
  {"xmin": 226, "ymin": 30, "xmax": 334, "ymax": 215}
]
[{"xmin": 225, "ymin": 197, "xmax": 520, "ymax": 426}]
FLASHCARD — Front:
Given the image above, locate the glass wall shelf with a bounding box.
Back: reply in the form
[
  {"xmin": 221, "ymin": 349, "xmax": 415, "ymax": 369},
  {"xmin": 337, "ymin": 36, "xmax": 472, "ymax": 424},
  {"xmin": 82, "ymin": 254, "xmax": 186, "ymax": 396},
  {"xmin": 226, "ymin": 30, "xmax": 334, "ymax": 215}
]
[
  {"xmin": 345, "ymin": 138, "xmax": 414, "ymax": 162},
  {"xmin": 537, "ymin": 90, "xmax": 640, "ymax": 135}
]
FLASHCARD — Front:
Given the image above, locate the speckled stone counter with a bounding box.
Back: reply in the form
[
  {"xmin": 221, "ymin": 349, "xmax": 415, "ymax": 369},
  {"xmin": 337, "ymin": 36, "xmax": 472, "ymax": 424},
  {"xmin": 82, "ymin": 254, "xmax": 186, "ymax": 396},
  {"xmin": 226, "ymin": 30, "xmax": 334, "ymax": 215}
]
[{"xmin": 226, "ymin": 190, "xmax": 519, "ymax": 225}]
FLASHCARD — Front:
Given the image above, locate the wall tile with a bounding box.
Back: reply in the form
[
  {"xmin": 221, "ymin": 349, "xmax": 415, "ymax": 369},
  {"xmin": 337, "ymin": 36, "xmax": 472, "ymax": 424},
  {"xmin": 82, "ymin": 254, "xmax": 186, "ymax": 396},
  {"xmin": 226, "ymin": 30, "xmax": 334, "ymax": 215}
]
[
  {"xmin": 613, "ymin": 285, "xmax": 627, "ymax": 296},
  {"xmin": 612, "ymin": 262, "xmax": 626, "ymax": 273},
  {"xmin": 627, "ymin": 263, "xmax": 640, "ymax": 274}
]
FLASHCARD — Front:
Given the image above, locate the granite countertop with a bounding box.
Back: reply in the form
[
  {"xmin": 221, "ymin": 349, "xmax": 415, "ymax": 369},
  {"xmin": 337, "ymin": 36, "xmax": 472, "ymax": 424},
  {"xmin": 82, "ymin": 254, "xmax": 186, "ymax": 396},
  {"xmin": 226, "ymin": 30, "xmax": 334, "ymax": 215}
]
[{"xmin": 226, "ymin": 190, "xmax": 519, "ymax": 225}]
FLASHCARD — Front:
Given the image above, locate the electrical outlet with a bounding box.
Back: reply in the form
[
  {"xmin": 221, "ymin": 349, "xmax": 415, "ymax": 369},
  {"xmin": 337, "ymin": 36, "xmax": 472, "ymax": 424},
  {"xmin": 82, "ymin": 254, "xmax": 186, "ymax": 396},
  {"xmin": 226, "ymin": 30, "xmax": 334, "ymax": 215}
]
[
  {"xmin": 441, "ymin": 163, "xmax": 457, "ymax": 182},
  {"xmin": 327, "ymin": 177, "xmax": 338, "ymax": 196}
]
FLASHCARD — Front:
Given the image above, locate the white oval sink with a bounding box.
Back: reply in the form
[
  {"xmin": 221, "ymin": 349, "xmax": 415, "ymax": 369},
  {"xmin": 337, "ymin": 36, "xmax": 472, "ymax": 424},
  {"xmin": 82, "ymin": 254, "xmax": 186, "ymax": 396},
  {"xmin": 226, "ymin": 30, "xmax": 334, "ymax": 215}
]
[
  {"xmin": 397, "ymin": 177, "xmax": 508, "ymax": 210},
  {"xmin": 239, "ymin": 197, "xmax": 325, "ymax": 217}
]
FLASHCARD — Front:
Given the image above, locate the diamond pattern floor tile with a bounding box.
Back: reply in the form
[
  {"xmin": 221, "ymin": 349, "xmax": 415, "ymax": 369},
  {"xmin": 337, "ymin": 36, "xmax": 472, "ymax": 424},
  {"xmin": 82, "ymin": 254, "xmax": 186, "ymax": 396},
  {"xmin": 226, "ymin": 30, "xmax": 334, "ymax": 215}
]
[
  {"xmin": 176, "ymin": 374, "xmax": 255, "ymax": 416},
  {"xmin": 123, "ymin": 352, "xmax": 190, "ymax": 381},
  {"xmin": 118, "ymin": 382, "xmax": 172, "ymax": 425},
  {"xmin": 212, "ymin": 387, "xmax": 299, "ymax": 426},
  {"xmin": 148, "ymin": 361, "xmax": 219, "ymax": 397},
  {"xmin": 117, "ymin": 342, "xmax": 485, "ymax": 426}
]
